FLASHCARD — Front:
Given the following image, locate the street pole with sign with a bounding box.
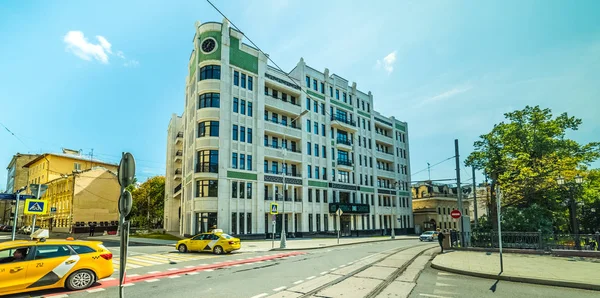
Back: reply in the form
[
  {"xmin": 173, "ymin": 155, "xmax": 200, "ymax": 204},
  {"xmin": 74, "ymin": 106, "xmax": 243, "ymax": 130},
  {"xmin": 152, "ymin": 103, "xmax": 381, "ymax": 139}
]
[
  {"xmin": 29, "ymin": 184, "xmax": 48, "ymax": 236},
  {"xmin": 11, "ymin": 186, "xmax": 27, "ymax": 240},
  {"xmin": 496, "ymin": 184, "xmax": 503, "ymax": 273},
  {"xmin": 336, "ymin": 208, "xmax": 343, "ymax": 244},
  {"xmin": 117, "ymin": 152, "xmax": 135, "ymax": 298}
]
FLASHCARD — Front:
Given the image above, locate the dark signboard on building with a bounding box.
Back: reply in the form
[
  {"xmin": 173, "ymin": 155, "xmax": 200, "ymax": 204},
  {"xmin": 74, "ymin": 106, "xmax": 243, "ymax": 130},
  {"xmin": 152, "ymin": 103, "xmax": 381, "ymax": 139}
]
[{"xmin": 328, "ymin": 203, "xmax": 370, "ymax": 214}]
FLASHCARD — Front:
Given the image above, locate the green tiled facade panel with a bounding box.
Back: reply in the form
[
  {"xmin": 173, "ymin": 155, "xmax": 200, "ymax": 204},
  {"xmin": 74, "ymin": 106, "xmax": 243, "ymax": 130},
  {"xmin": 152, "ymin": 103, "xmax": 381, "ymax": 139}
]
[
  {"xmin": 360, "ymin": 187, "xmax": 375, "ymax": 193},
  {"xmin": 395, "ymin": 123, "xmax": 407, "ymax": 132},
  {"xmin": 330, "ymin": 100, "xmax": 353, "ymax": 112},
  {"xmin": 358, "ymin": 110, "xmax": 370, "ymax": 118},
  {"xmin": 198, "ymin": 31, "xmax": 222, "ymax": 62},
  {"xmin": 307, "ymin": 90, "xmax": 325, "ymax": 100},
  {"xmin": 308, "ymin": 180, "xmax": 328, "ymax": 188},
  {"xmin": 227, "ymin": 170, "xmax": 258, "ymax": 180},
  {"xmin": 229, "ymin": 37, "xmax": 258, "ymax": 74},
  {"xmin": 398, "ymin": 191, "xmax": 410, "ymax": 196}
]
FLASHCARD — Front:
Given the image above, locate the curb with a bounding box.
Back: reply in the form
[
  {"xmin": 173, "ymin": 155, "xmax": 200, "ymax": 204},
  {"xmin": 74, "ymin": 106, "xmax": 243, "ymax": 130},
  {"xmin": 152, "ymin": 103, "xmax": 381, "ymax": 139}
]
[
  {"xmin": 269, "ymin": 237, "xmax": 419, "ymax": 251},
  {"xmin": 430, "ymin": 262, "xmax": 600, "ymax": 292}
]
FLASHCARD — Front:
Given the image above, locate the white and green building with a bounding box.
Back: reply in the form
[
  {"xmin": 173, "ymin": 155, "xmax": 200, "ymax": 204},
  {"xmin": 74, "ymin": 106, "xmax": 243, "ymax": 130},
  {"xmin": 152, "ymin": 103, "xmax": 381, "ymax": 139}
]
[{"xmin": 164, "ymin": 19, "xmax": 413, "ymax": 238}]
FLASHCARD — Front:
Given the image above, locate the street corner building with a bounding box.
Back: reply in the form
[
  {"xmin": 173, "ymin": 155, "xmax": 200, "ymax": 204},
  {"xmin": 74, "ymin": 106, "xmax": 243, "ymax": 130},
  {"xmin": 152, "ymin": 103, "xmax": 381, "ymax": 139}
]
[
  {"xmin": 20, "ymin": 149, "xmax": 120, "ymax": 232},
  {"xmin": 163, "ymin": 19, "xmax": 413, "ymax": 239},
  {"xmin": 2, "ymin": 153, "xmax": 40, "ymax": 225}
]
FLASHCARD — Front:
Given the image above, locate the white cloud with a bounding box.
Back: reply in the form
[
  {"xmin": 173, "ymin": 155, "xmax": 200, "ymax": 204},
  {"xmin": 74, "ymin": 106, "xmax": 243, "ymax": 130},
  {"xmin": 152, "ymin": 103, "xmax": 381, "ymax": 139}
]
[
  {"xmin": 418, "ymin": 85, "xmax": 473, "ymax": 107},
  {"xmin": 63, "ymin": 31, "xmax": 138, "ymax": 67},
  {"xmin": 376, "ymin": 51, "xmax": 398, "ymax": 74}
]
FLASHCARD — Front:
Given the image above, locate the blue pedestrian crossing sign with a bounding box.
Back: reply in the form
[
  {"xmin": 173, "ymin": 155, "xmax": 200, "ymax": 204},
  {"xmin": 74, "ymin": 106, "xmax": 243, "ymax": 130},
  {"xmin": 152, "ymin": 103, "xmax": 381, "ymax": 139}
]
[
  {"xmin": 270, "ymin": 202, "xmax": 278, "ymax": 215},
  {"xmin": 24, "ymin": 199, "xmax": 48, "ymax": 215}
]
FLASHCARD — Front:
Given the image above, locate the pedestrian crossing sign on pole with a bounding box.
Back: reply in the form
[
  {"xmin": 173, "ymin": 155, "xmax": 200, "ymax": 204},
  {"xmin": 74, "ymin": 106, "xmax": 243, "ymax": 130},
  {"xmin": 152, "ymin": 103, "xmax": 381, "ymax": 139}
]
[
  {"xmin": 270, "ymin": 202, "xmax": 278, "ymax": 215},
  {"xmin": 24, "ymin": 199, "xmax": 48, "ymax": 215}
]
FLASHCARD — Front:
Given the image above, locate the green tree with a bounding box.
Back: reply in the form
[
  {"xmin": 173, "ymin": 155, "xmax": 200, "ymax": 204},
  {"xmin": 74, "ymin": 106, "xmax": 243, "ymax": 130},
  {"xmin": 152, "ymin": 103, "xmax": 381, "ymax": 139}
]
[
  {"xmin": 579, "ymin": 169, "xmax": 600, "ymax": 233},
  {"xmin": 128, "ymin": 176, "xmax": 165, "ymax": 229},
  {"xmin": 466, "ymin": 106, "xmax": 600, "ymax": 231}
]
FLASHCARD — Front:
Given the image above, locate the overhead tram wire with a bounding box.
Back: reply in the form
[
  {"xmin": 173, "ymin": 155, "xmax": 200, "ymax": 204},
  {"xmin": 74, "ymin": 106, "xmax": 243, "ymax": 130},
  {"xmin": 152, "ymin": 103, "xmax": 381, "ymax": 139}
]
[{"xmin": 410, "ymin": 156, "xmax": 455, "ymax": 177}]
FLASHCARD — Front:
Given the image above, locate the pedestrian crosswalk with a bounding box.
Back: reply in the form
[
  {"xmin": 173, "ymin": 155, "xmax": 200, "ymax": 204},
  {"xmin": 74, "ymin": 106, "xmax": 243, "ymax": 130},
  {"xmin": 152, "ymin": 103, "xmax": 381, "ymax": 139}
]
[
  {"xmin": 113, "ymin": 252, "xmax": 221, "ymax": 270},
  {"xmin": 0, "ymin": 235, "xmax": 10, "ymax": 240},
  {"xmin": 418, "ymin": 272, "xmax": 459, "ymax": 298}
]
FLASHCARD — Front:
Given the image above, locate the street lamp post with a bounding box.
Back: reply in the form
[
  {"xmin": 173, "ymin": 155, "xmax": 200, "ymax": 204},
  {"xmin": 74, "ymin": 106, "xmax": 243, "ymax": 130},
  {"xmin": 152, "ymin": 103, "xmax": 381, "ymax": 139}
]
[
  {"xmin": 280, "ymin": 110, "xmax": 309, "ymax": 249},
  {"xmin": 556, "ymin": 174, "xmax": 584, "ymax": 250},
  {"xmin": 11, "ymin": 186, "xmax": 27, "ymax": 241}
]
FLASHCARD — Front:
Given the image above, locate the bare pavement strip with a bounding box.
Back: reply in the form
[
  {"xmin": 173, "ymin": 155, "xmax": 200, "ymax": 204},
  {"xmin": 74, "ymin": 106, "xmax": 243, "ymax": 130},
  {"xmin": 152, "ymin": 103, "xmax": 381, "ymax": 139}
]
[{"xmin": 263, "ymin": 242, "xmax": 438, "ymax": 298}]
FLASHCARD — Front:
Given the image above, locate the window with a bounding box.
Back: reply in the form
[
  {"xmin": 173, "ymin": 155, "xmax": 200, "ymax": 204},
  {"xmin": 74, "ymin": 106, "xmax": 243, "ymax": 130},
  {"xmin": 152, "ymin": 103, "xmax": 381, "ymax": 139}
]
[
  {"xmin": 247, "ymin": 155, "xmax": 252, "ymax": 171},
  {"xmin": 368, "ymin": 120, "xmax": 371, "ymax": 131},
  {"xmin": 306, "ymin": 76, "xmax": 310, "ymax": 88},
  {"xmin": 196, "ymin": 150, "xmax": 218, "ymax": 173},
  {"xmin": 281, "ymin": 115, "xmax": 288, "ymax": 126},
  {"xmin": 291, "ymin": 96, "xmax": 296, "ymax": 105},
  {"xmin": 248, "ymin": 76, "xmax": 253, "ymax": 90},
  {"xmin": 313, "ymin": 100, "xmax": 318, "ymax": 112},
  {"xmin": 240, "ymin": 126, "xmax": 246, "ymax": 142},
  {"xmin": 34, "ymin": 245, "xmax": 71, "ymax": 260},
  {"xmin": 314, "ymin": 122, "xmax": 318, "ymax": 135},
  {"xmin": 343, "ymin": 92, "xmax": 347, "ymax": 103},
  {"xmin": 336, "ymin": 89, "xmax": 339, "ymax": 99},
  {"xmin": 272, "ymin": 112, "xmax": 278, "ymax": 123},
  {"xmin": 315, "ymin": 166, "xmax": 320, "ymax": 179},
  {"xmin": 241, "ymin": 73, "xmax": 246, "ymax": 88},
  {"xmin": 247, "ymin": 183, "xmax": 253, "ymax": 199},
  {"xmin": 306, "ymin": 120, "xmax": 311, "ymax": 132},
  {"xmin": 320, "ymin": 82, "xmax": 324, "ymax": 93},
  {"xmin": 241, "ymin": 100, "xmax": 246, "ymax": 115},
  {"xmin": 321, "ymin": 103, "xmax": 325, "ymax": 115},
  {"xmin": 196, "ymin": 180, "xmax": 218, "ymax": 197},
  {"xmin": 264, "ymin": 161, "xmax": 268, "ymax": 172},
  {"xmin": 198, "ymin": 93, "xmax": 220, "ymax": 109},
  {"xmin": 313, "ymin": 79, "xmax": 317, "ymax": 91},
  {"xmin": 70, "ymin": 245, "xmax": 96, "ymax": 254},
  {"xmin": 234, "ymin": 71, "xmax": 239, "ymax": 86},
  {"xmin": 314, "ymin": 144, "xmax": 319, "ymax": 157},
  {"xmin": 272, "ymin": 137, "xmax": 279, "ymax": 148},
  {"xmin": 232, "ymin": 153, "xmax": 238, "ymax": 169},
  {"xmin": 307, "ymin": 142, "xmax": 312, "ymax": 155},
  {"xmin": 240, "ymin": 154, "xmax": 245, "ymax": 170},
  {"xmin": 322, "ymin": 145, "xmax": 326, "ymax": 158},
  {"xmin": 265, "ymin": 86, "xmax": 269, "ymax": 95},
  {"xmin": 331, "ymin": 148, "xmax": 335, "ymax": 160},
  {"xmin": 247, "ymin": 128, "xmax": 252, "ymax": 144},
  {"xmin": 308, "ymin": 165, "xmax": 312, "ymax": 178},
  {"xmin": 233, "ymin": 98, "xmax": 239, "ymax": 113},
  {"xmin": 200, "ymin": 65, "xmax": 221, "ymax": 80},
  {"xmin": 264, "ymin": 111, "xmax": 268, "ymax": 121},
  {"xmin": 338, "ymin": 171, "xmax": 349, "ymax": 183},
  {"xmin": 197, "ymin": 121, "xmax": 219, "ymax": 137},
  {"xmin": 232, "ymin": 125, "xmax": 238, "ymax": 141},
  {"xmin": 349, "ymin": 95, "xmax": 352, "ymax": 105},
  {"xmin": 367, "ymin": 103, "xmax": 370, "ymax": 112},
  {"xmin": 306, "ymin": 97, "xmax": 310, "ymax": 109},
  {"xmin": 321, "ymin": 124, "xmax": 325, "ymax": 136}
]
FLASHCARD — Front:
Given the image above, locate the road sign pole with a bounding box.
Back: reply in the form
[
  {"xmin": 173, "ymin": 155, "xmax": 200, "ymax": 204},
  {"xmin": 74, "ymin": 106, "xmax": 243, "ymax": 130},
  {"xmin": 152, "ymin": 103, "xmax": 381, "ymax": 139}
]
[
  {"xmin": 117, "ymin": 152, "xmax": 135, "ymax": 298},
  {"xmin": 496, "ymin": 184, "xmax": 503, "ymax": 273},
  {"xmin": 12, "ymin": 192, "xmax": 21, "ymax": 241},
  {"xmin": 30, "ymin": 184, "xmax": 42, "ymax": 236}
]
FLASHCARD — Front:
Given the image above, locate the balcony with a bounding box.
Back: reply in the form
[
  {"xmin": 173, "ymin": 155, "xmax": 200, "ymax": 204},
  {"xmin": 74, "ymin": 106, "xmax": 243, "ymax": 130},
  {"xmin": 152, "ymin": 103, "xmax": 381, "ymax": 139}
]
[
  {"xmin": 336, "ymin": 159, "xmax": 354, "ymax": 170},
  {"xmin": 375, "ymin": 150, "xmax": 395, "ymax": 162},
  {"xmin": 264, "ymin": 118, "xmax": 302, "ymax": 139},
  {"xmin": 330, "ymin": 115, "xmax": 357, "ymax": 132},
  {"xmin": 175, "ymin": 132, "xmax": 184, "ymax": 144},
  {"xmin": 376, "ymin": 167, "xmax": 397, "ymax": 179},
  {"xmin": 173, "ymin": 183, "xmax": 182, "ymax": 195},
  {"xmin": 174, "ymin": 150, "xmax": 183, "ymax": 162},
  {"xmin": 265, "ymin": 93, "xmax": 302, "ymax": 115},
  {"xmin": 375, "ymin": 132, "xmax": 394, "ymax": 145},
  {"xmin": 174, "ymin": 168, "xmax": 182, "ymax": 180},
  {"xmin": 195, "ymin": 163, "xmax": 219, "ymax": 173},
  {"xmin": 264, "ymin": 169, "xmax": 302, "ymax": 178},
  {"xmin": 336, "ymin": 137, "xmax": 353, "ymax": 150},
  {"xmin": 264, "ymin": 144, "xmax": 303, "ymax": 163}
]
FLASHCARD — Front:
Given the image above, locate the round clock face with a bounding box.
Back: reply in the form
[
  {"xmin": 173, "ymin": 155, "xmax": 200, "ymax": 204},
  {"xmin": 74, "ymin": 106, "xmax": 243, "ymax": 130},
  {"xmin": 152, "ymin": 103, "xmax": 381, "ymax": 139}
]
[{"xmin": 201, "ymin": 38, "xmax": 216, "ymax": 53}]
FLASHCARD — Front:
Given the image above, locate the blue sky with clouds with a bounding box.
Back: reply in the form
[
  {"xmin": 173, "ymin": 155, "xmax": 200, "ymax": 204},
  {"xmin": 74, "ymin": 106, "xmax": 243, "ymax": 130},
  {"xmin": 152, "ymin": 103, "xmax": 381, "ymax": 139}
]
[{"xmin": 1, "ymin": 0, "xmax": 599, "ymax": 189}]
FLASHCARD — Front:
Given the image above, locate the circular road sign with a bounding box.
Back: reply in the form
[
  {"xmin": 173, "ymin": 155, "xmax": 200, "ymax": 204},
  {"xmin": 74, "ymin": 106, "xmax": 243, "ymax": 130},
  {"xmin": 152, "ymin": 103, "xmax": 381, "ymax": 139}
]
[
  {"xmin": 119, "ymin": 190, "xmax": 133, "ymax": 217},
  {"xmin": 450, "ymin": 210, "xmax": 462, "ymax": 219},
  {"xmin": 118, "ymin": 152, "xmax": 136, "ymax": 187}
]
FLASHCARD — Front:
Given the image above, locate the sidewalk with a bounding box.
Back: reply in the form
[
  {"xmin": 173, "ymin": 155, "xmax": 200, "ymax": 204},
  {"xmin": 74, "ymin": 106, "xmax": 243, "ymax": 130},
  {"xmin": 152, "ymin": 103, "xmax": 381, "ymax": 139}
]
[
  {"xmin": 432, "ymin": 250, "xmax": 600, "ymax": 291},
  {"xmin": 88, "ymin": 235, "xmax": 418, "ymax": 251}
]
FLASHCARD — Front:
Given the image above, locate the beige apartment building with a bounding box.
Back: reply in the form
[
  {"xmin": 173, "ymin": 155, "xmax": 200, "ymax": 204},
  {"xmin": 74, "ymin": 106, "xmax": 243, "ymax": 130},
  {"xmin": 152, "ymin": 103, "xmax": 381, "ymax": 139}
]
[
  {"xmin": 412, "ymin": 182, "xmax": 473, "ymax": 233},
  {"xmin": 2, "ymin": 153, "xmax": 39, "ymax": 225}
]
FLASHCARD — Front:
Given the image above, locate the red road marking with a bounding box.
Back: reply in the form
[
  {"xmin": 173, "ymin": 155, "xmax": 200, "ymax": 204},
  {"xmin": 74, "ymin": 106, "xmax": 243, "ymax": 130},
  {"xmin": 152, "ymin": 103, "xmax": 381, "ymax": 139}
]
[{"xmin": 43, "ymin": 251, "xmax": 305, "ymax": 296}]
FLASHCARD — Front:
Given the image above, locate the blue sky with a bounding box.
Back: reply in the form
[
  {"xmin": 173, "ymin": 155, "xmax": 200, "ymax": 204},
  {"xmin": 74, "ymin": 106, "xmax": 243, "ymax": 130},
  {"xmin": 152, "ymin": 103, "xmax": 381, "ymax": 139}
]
[{"xmin": 1, "ymin": 0, "xmax": 599, "ymax": 189}]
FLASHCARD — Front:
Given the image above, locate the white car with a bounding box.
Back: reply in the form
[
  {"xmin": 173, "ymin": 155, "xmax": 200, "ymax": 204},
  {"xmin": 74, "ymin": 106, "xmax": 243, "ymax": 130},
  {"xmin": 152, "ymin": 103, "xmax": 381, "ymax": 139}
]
[{"xmin": 419, "ymin": 231, "xmax": 439, "ymax": 241}]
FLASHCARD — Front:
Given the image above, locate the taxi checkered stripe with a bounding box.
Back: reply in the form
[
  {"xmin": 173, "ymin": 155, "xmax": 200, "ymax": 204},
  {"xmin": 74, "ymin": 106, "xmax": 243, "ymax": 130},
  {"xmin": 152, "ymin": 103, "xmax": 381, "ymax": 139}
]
[{"xmin": 112, "ymin": 252, "xmax": 220, "ymax": 269}]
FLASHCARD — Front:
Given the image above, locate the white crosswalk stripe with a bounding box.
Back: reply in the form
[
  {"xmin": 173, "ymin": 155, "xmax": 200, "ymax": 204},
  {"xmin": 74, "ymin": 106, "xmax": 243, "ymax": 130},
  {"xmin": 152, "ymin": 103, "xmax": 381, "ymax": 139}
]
[{"xmin": 111, "ymin": 252, "xmax": 222, "ymax": 270}]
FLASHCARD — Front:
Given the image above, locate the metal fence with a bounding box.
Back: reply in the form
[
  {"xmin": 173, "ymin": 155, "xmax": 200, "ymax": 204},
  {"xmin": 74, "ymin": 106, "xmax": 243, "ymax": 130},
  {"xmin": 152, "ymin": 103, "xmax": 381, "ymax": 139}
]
[{"xmin": 450, "ymin": 231, "xmax": 600, "ymax": 251}]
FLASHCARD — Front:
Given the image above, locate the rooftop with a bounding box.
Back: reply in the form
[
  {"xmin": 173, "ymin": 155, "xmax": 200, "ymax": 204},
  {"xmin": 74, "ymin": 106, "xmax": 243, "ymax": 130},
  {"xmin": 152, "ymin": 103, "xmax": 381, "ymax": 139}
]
[{"xmin": 22, "ymin": 152, "xmax": 118, "ymax": 168}]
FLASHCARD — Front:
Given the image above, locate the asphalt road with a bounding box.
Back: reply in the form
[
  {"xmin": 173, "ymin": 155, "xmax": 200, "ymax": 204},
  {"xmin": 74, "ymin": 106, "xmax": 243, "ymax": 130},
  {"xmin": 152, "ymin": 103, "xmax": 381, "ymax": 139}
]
[
  {"xmin": 409, "ymin": 264, "xmax": 599, "ymax": 298},
  {"xmin": 4, "ymin": 239, "xmax": 426, "ymax": 298}
]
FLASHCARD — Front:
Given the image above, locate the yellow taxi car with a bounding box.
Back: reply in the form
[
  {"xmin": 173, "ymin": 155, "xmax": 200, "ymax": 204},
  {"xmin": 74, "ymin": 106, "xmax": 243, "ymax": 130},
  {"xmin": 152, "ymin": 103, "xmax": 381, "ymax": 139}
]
[
  {"xmin": 176, "ymin": 229, "xmax": 241, "ymax": 255},
  {"xmin": 0, "ymin": 229, "xmax": 113, "ymax": 296}
]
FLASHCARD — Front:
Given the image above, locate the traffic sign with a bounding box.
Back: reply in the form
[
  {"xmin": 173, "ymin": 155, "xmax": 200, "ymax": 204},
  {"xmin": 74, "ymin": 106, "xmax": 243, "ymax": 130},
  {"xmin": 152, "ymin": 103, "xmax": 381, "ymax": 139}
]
[
  {"xmin": 336, "ymin": 208, "xmax": 343, "ymax": 216},
  {"xmin": 119, "ymin": 190, "xmax": 133, "ymax": 217},
  {"xmin": 51, "ymin": 207, "xmax": 57, "ymax": 213},
  {"xmin": 451, "ymin": 210, "xmax": 462, "ymax": 219},
  {"xmin": 118, "ymin": 152, "xmax": 136, "ymax": 187},
  {"xmin": 270, "ymin": 202, "xmax": 279, "ymax": 215},
  {"xmin": 24, "ymin": 199, "xmax": 48, "ymax": 215}
]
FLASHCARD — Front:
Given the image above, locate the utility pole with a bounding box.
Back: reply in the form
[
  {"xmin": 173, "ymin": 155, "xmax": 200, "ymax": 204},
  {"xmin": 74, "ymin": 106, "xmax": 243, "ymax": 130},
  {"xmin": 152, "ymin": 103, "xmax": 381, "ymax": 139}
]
[
  {"xmin": 427, "ymin": 162, "xmax": 431, "ymax": 180},
  {"xmin": 454, "ymin": 139, "xmax": 465, "ymax": 247},
  {"xmin": 147, "ymin": 195, "xmax": 150, "ymax": 228},
  {"xmin": 472, "ymin": 167, "xmax": 478, "ymax": 227}
]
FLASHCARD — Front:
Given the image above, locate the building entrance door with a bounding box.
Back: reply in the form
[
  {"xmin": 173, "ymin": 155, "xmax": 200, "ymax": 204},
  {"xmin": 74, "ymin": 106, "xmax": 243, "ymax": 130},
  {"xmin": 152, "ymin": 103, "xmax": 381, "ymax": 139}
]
[{"xmin": 340, "ymin": 215, "xmax": 352, "ymax": 237}]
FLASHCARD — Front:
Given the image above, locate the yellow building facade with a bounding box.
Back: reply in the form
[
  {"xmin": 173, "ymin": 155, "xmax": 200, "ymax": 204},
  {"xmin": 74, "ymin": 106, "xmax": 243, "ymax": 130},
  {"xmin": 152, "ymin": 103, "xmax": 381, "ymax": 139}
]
[{"xmin": 22, "ymin": 149, "xmax": 118, "ymax": 228}]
